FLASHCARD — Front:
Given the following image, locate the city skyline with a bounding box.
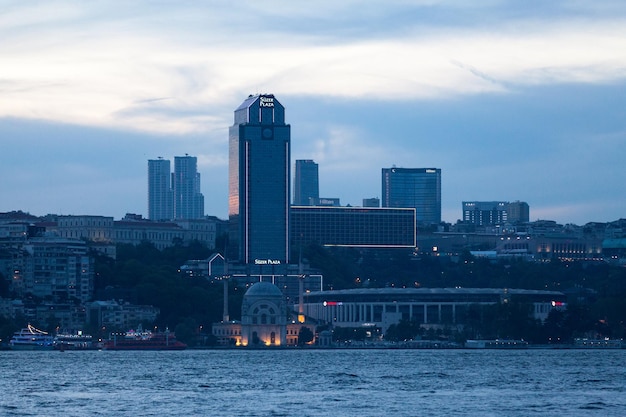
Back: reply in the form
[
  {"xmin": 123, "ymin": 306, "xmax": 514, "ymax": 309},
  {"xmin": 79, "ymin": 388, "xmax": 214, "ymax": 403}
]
[{"xmin": 1, "ymin": 2, "xmax": 626, "ymax": 225}]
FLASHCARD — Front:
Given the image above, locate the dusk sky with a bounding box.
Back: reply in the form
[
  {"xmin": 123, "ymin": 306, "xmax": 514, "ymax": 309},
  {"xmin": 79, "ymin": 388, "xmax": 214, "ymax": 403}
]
[{"xmin": 2, "ymin": 1, "xmax": 625, "ymax": 225}]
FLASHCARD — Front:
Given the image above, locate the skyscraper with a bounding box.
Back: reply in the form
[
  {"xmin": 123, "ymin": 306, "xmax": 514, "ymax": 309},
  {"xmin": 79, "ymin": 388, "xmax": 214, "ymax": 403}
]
[
  {"xmin": 294, "ymin": 159, "xmax": 319, "ymax": 206},
  {"xmin": 229, "ymin": 94, "xmax": 291, "ymax": 264},
  {"xmin": 382, "ymin": 167, "xmax": 441, "ymax": 225},
  {"xmin": 173, "ymin": 155, "xmax": 204, "ymax": 220},
  {"xmin": 148, "ymin": 157, "xmax": 174, "ymax": 221}
]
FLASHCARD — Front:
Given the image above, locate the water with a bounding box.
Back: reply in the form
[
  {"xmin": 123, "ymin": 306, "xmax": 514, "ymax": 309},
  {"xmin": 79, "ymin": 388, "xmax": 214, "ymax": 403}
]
[{"xmin": 1, "ymin": 349, "xmax": 625, "ymax": 416}]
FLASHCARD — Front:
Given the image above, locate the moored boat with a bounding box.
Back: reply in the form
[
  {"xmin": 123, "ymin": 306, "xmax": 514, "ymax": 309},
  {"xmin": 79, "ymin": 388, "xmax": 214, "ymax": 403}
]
[
  {"xmin": 54, "ymin": 330, "xmax": 100, "ymax": 350},
  {"xmin": 9, "ymin": 325, "xmax": 55, "ymax": 350},
  {"xmin": 465, "ymin": 339, "xmax": 529, "ymax": 349},
  {"xmin": 104, "ymin": 325, "xmax": 187, "ymax": 350}
]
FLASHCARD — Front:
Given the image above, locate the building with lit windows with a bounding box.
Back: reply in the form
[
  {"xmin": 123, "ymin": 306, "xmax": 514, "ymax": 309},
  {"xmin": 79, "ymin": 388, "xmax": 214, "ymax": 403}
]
[
  {"xmin": 228, "ymin": 94, "xmax": 291, "ymax": 265},
  {"xmin": 294, "ymin": 159, "xmax": 319, "ymax": 206},
  {"xmin": 382, "ymin": 167, "xmax": 441, "ymax": 225}
]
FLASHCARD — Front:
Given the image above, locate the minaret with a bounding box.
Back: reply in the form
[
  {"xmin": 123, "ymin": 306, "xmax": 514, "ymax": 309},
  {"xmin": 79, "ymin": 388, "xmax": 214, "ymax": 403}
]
[{"xmin": 222, "ymin": 263, "xmax": 230, "ymax": 322}]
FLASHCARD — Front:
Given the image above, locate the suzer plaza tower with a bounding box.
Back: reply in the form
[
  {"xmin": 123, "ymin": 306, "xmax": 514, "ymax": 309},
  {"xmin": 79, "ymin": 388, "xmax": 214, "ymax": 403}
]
[{"xmin": 228, "ymin": 94, "xmax": 291, "ymax": 265}]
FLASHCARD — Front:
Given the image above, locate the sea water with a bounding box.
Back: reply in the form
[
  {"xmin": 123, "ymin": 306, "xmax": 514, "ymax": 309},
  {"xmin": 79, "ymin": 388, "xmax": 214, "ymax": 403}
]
[{"xmin": 1, "ymin": 349, "xmax": 625, "ymax": 416}]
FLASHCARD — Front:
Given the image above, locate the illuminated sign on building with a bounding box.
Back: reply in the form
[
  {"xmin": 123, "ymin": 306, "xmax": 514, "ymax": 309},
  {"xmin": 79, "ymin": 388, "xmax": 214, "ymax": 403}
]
[
  {"xmin": 259, "ymin": 96, "xmax": 274, "ymax": 107},
  {"xmin": 254, "ymin": 259, "xmax": 282, "ymax": 265}
]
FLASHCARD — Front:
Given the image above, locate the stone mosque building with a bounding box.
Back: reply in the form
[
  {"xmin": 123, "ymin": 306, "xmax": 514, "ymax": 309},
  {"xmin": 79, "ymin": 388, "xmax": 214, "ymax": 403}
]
[{"xmin": 212, "ymin": 281, "xmax": 316, "ymax": 347}]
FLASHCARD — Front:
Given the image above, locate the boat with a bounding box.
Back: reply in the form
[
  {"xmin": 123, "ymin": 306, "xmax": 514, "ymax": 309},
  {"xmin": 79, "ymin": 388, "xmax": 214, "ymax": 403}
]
[
  {"xmin": 9, "ymin": 325, "xmax": 55, "ymax": 350},
  {"xmin": 54, "ymin": 330, "xmax": 100, "ymax": 350},
  {"xmin": 574, "ymin": 338, "xmax": 623, "ymax": 349},
  {"xmin": 465, "ymin": 339, "xmax": 529, "ymax": 349},
  {"xmin": 104, "ymin": 325, "xmax": 187, "ymax": 350}
]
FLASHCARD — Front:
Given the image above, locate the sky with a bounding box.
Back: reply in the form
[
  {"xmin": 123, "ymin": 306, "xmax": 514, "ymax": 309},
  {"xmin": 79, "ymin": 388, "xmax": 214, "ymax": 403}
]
[{"xmin": 1, "ymin": 0, "xmax": 625, "ymax": 225}]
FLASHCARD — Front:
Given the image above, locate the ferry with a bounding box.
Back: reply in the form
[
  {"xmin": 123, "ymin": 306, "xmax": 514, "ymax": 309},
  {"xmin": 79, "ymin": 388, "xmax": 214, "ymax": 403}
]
[
  {"xmin": 104, "ymin": 325, "xmax": 187, "ymax": 350},
  {"xmin": 9, "ymin": 325, "xmax": 55, "ymax": 350},
  {"xmin": 465, "ymin": 339, "xmax": 529, "ymax": 349},
  {"xmin": 54, "ymin": 330, "xmax": 100, "ymax": 350},
  {"xmin": 574, "ymin": 338, "xmax": 623, "ymax": 349}
]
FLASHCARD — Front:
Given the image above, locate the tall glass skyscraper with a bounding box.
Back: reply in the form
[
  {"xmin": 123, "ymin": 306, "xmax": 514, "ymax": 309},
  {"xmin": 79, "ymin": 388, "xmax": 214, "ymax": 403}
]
[
  {"xmin": 174, "ymin": 155, "xmax": 204, "ymax": 220},
  {"xmin": 382, "ymin": 167, "xmax": 441, "ymax": 225},
  {"xmin": 229, "ymin": 94, "xmax": 291, "ymax": 264},
  {"xmin": 294, "ymin": 159, "xmax": 319, "ymax": 206},
  {"xmin": 148, "ymin": 157, "xmax": 173, "ymax": 221}
]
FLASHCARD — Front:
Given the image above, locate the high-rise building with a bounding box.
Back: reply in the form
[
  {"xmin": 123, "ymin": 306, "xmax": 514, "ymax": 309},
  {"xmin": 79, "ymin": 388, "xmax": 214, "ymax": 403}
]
[
  {"xmin": 174, "ymin": 155, "xmax": 204, "ymax": 220},
  {"xmin": 228, "ymin": 94, "xmax": 291, "ymax": 264},
  {"xmin": 294, "ymin": 160, "xmax": 319, "ymax": 206},
  {"xmin": 382, "ymin": 167, "xmax": 441, "ymax": 225},
  {"xmin": 148, "ymin": 158, "xmax": 174, "ymax": 221}
]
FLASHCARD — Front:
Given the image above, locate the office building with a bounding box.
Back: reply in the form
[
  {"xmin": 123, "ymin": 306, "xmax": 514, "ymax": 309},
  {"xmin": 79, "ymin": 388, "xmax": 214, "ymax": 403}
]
[
  {"xmin": 382, "ymin": 167, "xmax": 441, "ymax": 225},
  {"xmin": 507, "ymin": 201, "xmax": 530, "ymax": 224},
  {"xmin": 228, "ymin": 94, "xmax": 291, "ymax": 264},
  {"xmin": 462, "ymin": 201, "xmax": 530, "ymax": 226},
  {"xmin": 148, "ymin": 158, "xmax": 174, "ymax": 221},
  {"xmin": 462, "ymin": 201, "xmax": 508, "ymax": 226},
  {"xmin": 174, "ymin": 155, "xmax": 204, "ymax": 220},
  {"xmin": 294, "ymin": 160, "xmax": 319, "ymax": 206},
  {"xmin": 290, "ymin": 206, "xmax": 416, "ymax": 248}
]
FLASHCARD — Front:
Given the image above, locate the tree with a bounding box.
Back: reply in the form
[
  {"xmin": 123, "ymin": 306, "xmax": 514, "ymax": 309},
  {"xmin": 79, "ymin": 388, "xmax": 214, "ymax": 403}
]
[{"xmin": 298, "ymin": 326, "xmax": 314, "ymax": 346}]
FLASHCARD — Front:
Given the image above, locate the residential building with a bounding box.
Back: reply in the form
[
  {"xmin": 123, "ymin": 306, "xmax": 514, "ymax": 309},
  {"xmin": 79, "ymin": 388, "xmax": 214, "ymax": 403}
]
[
  {"xmin": 148, "ymin": 157, "xmax": 174, "ymax": 221},
  {"xmin": 174, "ymin": 155, "xmax": 204, "ymax": 220}
]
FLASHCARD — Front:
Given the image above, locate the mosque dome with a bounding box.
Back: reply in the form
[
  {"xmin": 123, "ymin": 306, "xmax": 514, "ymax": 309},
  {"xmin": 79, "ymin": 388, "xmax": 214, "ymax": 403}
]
[{"xmin": 244, "ymin": 282, "xmax": 283, "ymax": 298}]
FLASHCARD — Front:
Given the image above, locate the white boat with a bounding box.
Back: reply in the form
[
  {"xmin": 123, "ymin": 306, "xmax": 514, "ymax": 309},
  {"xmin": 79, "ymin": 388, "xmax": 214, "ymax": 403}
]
[{"xmin": 9, "ymin": 325, "xmax": 54, "ymax": 350}]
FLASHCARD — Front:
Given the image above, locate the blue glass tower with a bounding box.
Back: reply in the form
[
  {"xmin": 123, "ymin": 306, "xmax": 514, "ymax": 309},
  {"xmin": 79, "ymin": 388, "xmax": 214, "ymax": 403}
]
[
  {"xmin": 228, "ymin": 94, "xmax": 291, "ymax": 264},
  {"xmin": 294, "ymin": 159, "xmax": 319, "ymax": 206},
  {"xmin": 382, "ymin": 167, "xmax": 441, "ymax": 225}
]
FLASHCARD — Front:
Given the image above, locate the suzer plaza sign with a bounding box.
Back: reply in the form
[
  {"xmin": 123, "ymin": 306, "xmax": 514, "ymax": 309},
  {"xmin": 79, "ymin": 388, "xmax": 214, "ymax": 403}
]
[{"xmin": 259, "ymin": 96, "xmax": 274, "ymax": 107}]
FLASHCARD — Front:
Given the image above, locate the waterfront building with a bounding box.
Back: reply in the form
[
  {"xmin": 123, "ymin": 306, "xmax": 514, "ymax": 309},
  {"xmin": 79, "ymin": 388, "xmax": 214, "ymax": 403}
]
[
  {"xmin": 300, "ymin": 288, "xmax": 566, "ymax": 334},
  {"xmin": 212, "ymin": 281, "xmax": 316, "ymax": 347},
  {"xmin": 382, "ymin": 167, "xmax": 441, "ymax": 225},
  {"xmin": 228, "ymin": 94, "xmax": 291, "ymax": 265},
  {"xmin": 148, "ymin": 157, "xmax": 174, "ymax": 221},
  {"xmin": 290, "ymin": 206, "xmax": 416, "ymax": 248},
  {"xmin": 294, "ymin": 160, "xmax": 319, "ymax": 206},
  {"xmin": 86, "ymin": 300, "xmax": 160, "ymax": 331},
  {"xmin": 174, "ymin": 155, "xmax": 204, "ymax": 220}
]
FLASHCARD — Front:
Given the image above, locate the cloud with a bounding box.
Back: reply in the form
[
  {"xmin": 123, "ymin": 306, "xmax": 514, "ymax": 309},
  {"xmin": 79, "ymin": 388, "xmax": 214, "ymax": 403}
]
[{"xmin": 2, "ymin": 2, "xmax": 626, "ymax": 135}]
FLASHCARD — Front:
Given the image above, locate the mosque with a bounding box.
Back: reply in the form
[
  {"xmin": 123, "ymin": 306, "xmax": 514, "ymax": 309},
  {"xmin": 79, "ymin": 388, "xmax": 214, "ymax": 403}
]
[{"xmin": 212, "ymin": 280, "xmax": 317, "ymax": 347}]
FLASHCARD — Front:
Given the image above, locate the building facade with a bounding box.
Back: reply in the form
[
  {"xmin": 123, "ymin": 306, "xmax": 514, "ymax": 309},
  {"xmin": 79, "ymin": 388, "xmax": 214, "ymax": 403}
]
[
  {"xmin": 300, "ymin": 288, "xmax": 566, "ymax": 334},
  {"xmin": 174, "ymin": 155, "xmax": 204, "ymax": 220},
  {"xmin": 382, "ymin": 167, "xmax": 441, "ymax": 225},
  {"xmin": 294, "ymin": 159, "xmax": 319, "ymax": 206},
  {"xmin": 290, "ymin": 206, "xmax": 416, "ymax": 248},
  {"xmin": 148, "ymin": 157, "xmax": 174, "ymax": 221},
  {"xmin": 228, "ymin": 94, "xmax": 291, "ymax": 265}
]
